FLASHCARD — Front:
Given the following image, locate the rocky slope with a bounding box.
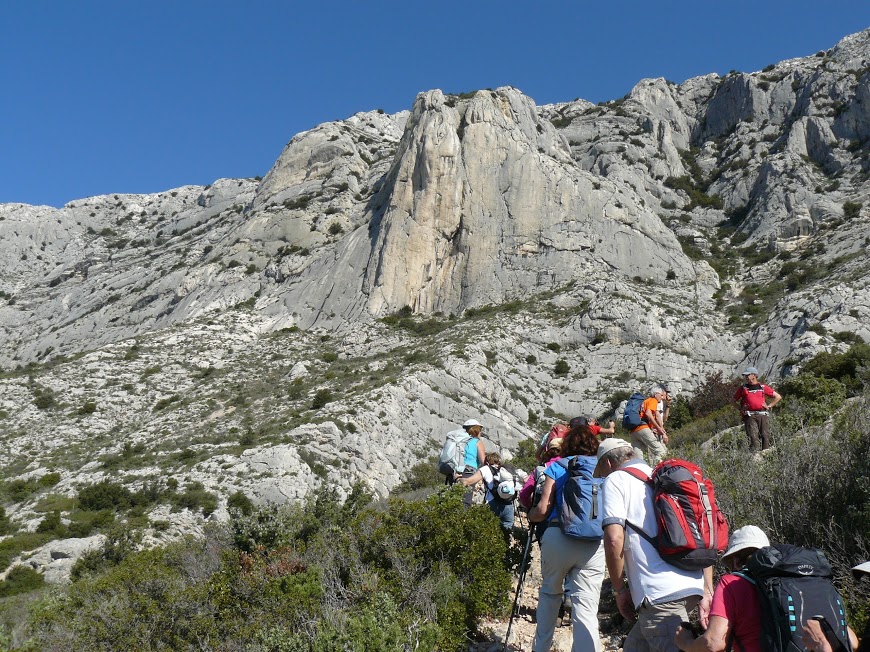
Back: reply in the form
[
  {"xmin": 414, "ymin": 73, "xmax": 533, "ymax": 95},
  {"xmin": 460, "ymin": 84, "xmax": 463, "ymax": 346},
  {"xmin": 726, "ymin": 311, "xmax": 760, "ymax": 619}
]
[{"xmin": 1, "ymin": 30, "xmax": 868, "ymax": 580}]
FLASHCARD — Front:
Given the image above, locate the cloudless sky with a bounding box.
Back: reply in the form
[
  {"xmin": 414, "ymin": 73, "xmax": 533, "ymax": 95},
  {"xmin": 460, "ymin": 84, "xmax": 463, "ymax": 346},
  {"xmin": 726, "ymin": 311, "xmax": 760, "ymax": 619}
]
[{"xmin": 1, "ymin": 1, "xmax": 868, "ymax": 207}]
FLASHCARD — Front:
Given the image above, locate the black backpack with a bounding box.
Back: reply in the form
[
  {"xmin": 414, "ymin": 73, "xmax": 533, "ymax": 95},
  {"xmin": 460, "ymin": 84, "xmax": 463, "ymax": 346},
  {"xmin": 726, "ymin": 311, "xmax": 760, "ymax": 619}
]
[{"xmin": 734, "ymin": 544, "xmax": 852, "ymax": 652}]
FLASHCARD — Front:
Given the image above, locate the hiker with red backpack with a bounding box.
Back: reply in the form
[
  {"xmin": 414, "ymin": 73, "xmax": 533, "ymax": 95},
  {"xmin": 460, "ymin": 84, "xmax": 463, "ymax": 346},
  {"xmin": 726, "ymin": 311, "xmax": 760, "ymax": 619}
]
[
  {"xmin": 597, "ymin": 439, "xmax": 720, "ymax": 652},
  {"xmin": 527, "ymin": 425, "xmax": 606, "ymax": 652}
]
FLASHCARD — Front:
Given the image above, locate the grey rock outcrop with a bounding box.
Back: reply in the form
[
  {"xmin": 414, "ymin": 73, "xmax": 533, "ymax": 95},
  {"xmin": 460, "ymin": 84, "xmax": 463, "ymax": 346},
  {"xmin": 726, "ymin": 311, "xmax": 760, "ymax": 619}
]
[{"xmin": 1, "ymin": 29, "xmax": 869, "ymax": 583}]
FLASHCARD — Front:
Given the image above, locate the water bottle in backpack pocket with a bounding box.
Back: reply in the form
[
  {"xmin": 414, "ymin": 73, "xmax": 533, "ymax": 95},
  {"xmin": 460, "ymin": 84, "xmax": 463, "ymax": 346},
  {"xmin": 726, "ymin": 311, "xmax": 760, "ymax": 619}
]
[{"xmin": 557, "ymin": 456, "xmax": 604, "ymax": 541}]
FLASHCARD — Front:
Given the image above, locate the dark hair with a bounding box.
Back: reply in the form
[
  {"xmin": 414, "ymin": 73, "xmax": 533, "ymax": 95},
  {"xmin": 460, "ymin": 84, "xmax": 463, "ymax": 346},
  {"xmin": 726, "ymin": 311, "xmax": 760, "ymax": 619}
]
[{"xmin": 563, "ymin": 423, "xmax": 599, "ymax": 457}]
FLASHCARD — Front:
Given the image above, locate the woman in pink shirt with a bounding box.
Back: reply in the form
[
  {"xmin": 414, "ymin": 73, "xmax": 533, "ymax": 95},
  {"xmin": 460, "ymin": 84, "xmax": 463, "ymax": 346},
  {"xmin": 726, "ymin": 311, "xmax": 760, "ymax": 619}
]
[{"xmin": 675, "ymin": 525, "xmax": 770, "ymax": 652}]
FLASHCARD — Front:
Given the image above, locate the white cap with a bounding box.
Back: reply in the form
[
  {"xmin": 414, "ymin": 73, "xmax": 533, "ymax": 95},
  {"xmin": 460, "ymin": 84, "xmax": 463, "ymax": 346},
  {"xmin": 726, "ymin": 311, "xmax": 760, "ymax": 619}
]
[
  {"xmin": 853, "ymin": 561, "xmax": 870, "ymax": 577},
  {"xmin": 723, "ymin": 525, "xmax": 769, "ymax": 560},
  {"xmin": 596, "ymin": 438, "xmax": 633, "ymax": 461},
  {"xmin": 463, "ymin": 419, "xmax": 482, "ymax": 428},
  {"xmin": 496, "ymin": 480, "xmax": 515, "ymax": 501}
]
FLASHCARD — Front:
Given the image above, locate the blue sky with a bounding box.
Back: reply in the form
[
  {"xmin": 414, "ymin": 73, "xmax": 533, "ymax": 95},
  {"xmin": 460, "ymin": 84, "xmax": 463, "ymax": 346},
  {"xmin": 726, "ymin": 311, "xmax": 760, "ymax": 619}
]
[{"xmin": 1, "ymin": 2, "xmax": 868, "ymax": 208}]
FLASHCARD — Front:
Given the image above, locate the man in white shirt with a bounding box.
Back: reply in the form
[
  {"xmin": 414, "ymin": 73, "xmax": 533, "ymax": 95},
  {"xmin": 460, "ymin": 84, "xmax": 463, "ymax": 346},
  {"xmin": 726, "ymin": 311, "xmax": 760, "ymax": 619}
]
[{"xmin": 595, "ymin": 439, "xmax": 712, "ymax": 652}]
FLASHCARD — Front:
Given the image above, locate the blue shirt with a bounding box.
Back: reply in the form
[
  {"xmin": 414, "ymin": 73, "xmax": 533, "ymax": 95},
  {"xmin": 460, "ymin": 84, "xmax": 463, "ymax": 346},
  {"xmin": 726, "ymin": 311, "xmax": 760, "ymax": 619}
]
[{"xmin": 463, "ymin": 437, "xmax": 480, "ymax": 470}]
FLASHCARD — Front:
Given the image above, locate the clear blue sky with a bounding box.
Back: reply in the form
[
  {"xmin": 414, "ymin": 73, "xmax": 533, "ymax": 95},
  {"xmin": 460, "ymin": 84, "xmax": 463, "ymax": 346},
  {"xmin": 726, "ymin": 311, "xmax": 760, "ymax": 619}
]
[{"xmin": 2, "ymin": 1, "xmax": 868, "ymax": 208}]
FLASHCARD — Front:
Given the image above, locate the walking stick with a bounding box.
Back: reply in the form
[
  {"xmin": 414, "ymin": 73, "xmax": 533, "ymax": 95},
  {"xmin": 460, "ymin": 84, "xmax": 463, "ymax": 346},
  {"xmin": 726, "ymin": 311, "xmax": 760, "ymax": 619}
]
[{"xmin": 504, "ymin": 519, "xmax": 536, "ymax": 651}]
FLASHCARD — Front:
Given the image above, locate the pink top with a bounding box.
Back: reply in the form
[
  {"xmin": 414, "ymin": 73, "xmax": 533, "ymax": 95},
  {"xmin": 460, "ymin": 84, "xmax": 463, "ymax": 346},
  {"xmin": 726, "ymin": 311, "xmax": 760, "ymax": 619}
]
[
  {"xmin": 518, "ymin": 456, "xmax": 563, "ymax": 509},
  {"xmin": 709, "ymin": 574, "xmax": 762, "ymax": 652}
]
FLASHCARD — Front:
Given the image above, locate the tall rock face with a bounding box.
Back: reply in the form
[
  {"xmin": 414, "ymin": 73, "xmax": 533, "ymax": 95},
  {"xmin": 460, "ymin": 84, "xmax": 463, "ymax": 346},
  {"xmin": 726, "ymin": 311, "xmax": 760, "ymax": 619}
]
[
  {"xmin": 0, "ymin": 31, "xmax": 869, "ymax": 572},
  {"xmin": 362, "ymin": 88, "xmax": 702, "ymax": 316}
]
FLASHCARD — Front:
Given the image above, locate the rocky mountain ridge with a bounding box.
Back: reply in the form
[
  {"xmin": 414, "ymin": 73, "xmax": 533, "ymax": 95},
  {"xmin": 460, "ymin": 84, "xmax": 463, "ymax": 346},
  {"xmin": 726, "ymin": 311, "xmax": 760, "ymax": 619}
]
[{"xmin": 1, "ymin": 30, "xmax": 868, "ymax": 580}]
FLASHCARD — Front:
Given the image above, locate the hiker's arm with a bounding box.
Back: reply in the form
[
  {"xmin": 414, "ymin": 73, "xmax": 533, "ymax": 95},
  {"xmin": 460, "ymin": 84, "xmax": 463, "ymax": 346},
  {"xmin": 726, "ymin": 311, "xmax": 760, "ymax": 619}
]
[
  {"xmin": 460, "ymin": 470, "xmax": 482, "ymax": 487},
  {"xmin": 675, "ymin": 616, "xmax": 729, "ymax": 652},
  {"xmin": 645, "ymin": 408, "xmax": 666, "ymax": 435},
  {"xmin": 603, "ymin": 524, "xmax": 634, "ymax": 620},
  {"xmin": 476, "ymin": 439, "xmax": 486, "ymax": 466},
  {"xmin": 802, "ymin": 620, "xmax": 859, "ymax": 652},
  {"xmin": 767, "ymin": 390, "xmax": 782, "ymax": 410},
  {"xmin": 699, "ymin": 565, "xmax": 714, "ymax": 628},
  {"xmin": 599, "ymin": 421, "xmax": 616, "ymax": 436},
  {"xmin": 527, "ymin": 477, "xmax": 554, "ymax": 523}
]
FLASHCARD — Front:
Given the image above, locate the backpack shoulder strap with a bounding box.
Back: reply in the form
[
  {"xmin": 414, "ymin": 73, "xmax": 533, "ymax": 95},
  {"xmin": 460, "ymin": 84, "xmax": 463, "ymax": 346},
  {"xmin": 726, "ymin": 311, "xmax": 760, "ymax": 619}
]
[
  {"xmin": 617, "ymin": 466, "xmax": 652, "ymax": 483},
  {"xmin": 616, "ymin": 467, "xmax": 656, "ymax": 545}
]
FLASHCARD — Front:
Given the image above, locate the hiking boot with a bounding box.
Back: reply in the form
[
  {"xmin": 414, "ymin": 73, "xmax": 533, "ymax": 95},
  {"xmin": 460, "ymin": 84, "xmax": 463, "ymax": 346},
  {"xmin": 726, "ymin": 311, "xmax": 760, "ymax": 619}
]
[{"xmin": 559, "ymin": 594, "xmax": 571, "ymax": 626}]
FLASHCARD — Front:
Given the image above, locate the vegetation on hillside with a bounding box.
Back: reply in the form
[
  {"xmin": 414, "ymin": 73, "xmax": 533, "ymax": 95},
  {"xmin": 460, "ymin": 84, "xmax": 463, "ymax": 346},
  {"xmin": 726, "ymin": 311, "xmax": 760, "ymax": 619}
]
[{"xmin": 1, "ymin": 484, "xmax": 511, "ymax": 651}]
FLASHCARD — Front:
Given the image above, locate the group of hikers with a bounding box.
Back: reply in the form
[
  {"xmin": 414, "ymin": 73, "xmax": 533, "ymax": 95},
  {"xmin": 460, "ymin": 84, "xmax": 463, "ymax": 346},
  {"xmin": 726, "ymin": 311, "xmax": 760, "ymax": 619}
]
[{"xmin": 437, "ymin": 367, "xmax": 864, "ymax": 652}]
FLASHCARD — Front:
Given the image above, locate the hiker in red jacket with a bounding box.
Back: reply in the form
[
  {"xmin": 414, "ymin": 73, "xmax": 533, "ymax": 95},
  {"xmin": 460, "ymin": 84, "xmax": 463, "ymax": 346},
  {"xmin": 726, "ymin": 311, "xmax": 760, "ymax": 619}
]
[{"xmin": 733, "ymin": 367, "xmax": 781, "ymax": 453}]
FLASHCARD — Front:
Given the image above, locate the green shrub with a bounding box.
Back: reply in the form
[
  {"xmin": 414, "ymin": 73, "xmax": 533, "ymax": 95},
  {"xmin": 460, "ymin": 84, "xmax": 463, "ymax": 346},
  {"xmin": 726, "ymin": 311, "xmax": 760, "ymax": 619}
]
[
  {"xmin": 0, "ymin": 565, "xmax": 44, "ymax": 598},
  {"xmin": 77, "ymin": 481, "xmax": 133, "ymax": 512},
  {"xmin": 311, "ymin": 389, "xmax": 333, "ymax": 410},
  {"xmin": 554, "ymin": 359, "xmax": 570, "ymax": 376},
  {"xmin": 171, "ymin": 482, "xmax": 218, "ymax": 517},
  {"xmin": 37, "ymin": 472, "xmax": 61, "ymax": 488},
  {"xmin": 25, "ymin": 483, "xmax": 510, "ymax": 651},
  {"xmin": 67, "ymin": 509, "xmax": 115, "ymax": 538},
  {"xmin": 33, "ymin": 393, "xmax": 56, "ymax": 410},
  {"xmin": 843, "ymin": 201, "xmax": 862, "ymax": 219},
  {"xmin": 1, "ymin": 479, "xmax": 39, "ymax": 503},
  {"xmin": 801, "ymin": 343, "xmax": 870, "ymax": 396},
  {"xmin": 35, "ymin": 510, "xmax": 64, "ymax": 536},
  {"xmin": 391, "ymin": 456, "xmax": 444, "ymax": 496},
  {"xmin": 511, "ymin": 438, "xmax": 538, "ymax": 473},
  {"xmin": 777, "ymin": 374, "xmax": 846, "ymax": 428},
  {"xmin": 77, "ymin": 400, "xmax": 97, "ymax": 415},
  {"xmin": 227, "ymin": 490, "xmax": 254, "ymax": 516}
]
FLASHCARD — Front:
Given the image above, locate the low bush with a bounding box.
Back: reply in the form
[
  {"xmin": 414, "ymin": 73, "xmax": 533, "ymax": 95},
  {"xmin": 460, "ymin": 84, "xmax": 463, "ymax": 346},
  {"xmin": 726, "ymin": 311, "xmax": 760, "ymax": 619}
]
[
  {"xmin": 0, "ymin": 565, "xmax": 44, "ymax": 598},
  {"xmin": 28, "ymin": 484, "xmax": 509, "ymax": 650}
]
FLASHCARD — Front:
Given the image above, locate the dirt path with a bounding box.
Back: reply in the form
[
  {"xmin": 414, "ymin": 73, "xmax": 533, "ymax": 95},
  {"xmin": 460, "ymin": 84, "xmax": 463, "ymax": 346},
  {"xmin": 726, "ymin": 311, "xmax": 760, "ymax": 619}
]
[{"xmin": 470, "ymin": 522, "xmax": 629, "ymax": 652}]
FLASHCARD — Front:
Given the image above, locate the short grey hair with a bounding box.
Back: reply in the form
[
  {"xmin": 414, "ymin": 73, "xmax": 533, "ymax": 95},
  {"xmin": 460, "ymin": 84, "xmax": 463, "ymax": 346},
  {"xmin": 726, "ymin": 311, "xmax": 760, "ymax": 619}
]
[
  {"xmin": 601, "ymin": 445, "xmax": 636, "ymax": 468},
  {"xmin": 650, "ymin": 385, "xmax": 666, "ymax": 395}
]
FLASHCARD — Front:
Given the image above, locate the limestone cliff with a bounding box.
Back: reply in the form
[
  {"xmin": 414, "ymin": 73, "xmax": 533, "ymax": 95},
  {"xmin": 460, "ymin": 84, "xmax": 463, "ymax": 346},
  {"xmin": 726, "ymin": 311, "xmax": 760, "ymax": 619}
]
[{"xmin": 1, "ymin": 29, "xmax": 869, "ymax": 581}]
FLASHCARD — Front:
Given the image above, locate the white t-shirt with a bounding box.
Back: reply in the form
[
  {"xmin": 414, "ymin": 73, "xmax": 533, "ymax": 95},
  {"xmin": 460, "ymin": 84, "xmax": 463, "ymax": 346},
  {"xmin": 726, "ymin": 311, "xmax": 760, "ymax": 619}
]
[
  {"xmin": 479, "ymin": 465, "xmax": 515, "ymax": 503},
  {"xmin": 601, "ymin": 459, "xmax": 705, "ymax": 607}
]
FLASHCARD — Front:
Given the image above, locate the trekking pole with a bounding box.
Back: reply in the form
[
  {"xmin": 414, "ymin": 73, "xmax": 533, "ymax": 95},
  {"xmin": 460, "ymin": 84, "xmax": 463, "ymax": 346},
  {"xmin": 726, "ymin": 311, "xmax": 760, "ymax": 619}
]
[{"xmin": 504, "ymin": 520, "xmax": 535, "ymax": 652}]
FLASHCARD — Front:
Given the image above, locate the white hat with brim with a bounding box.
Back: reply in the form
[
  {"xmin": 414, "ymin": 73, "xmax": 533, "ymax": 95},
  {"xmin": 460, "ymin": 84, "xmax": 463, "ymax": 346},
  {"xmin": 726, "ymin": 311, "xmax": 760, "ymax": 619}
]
[
  {"xmin": 462, "ymin": 419, "xmax": 482, "ymax": 428},
  {"xmin": 853, "ymin": 561, "xmax": 870, "ymax": 577},
  {"xmin": 722, "ymin": 525, "xmax": 770, "ymax": 560}
]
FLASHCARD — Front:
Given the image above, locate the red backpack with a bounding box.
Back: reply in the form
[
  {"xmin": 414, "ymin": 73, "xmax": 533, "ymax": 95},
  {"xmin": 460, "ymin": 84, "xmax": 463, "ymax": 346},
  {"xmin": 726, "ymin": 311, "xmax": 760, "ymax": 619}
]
[
  {"xmin": 620, "ymin": 459, "xmax": 729, "ymax": 570},
  {"xmin": 536, "ymin": 422, "xmax": 569, "ymax": 461}
]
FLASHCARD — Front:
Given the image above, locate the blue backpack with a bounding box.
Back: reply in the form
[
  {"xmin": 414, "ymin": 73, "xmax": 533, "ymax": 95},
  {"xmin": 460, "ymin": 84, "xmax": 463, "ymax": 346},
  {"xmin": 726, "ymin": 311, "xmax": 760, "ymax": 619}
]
[
  {"xmin": 622, "ymin": 392, "xmax": 646, "ymax": 430},
  {"xmin": 556, "ymin": 456, "xmax": 604, "ymax": 541}
]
